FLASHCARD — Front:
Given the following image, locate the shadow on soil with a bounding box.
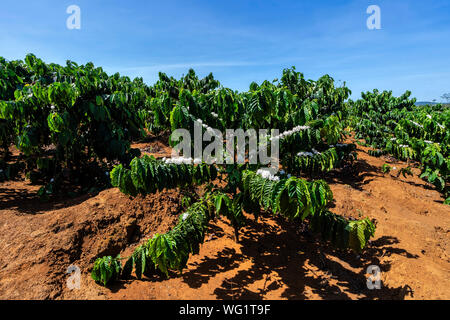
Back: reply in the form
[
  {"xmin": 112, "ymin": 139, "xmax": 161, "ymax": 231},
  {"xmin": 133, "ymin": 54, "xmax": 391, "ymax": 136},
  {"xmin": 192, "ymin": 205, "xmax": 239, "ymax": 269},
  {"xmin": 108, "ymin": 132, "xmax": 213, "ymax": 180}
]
[
  {"xmin": 322, "ymin": 158, "xmax": 382, "ymax": 192},
  {"xmin": 0, "ymin": 186, "xmax": 93, "ymax": 215},
  {"xmin": 390, "ymin": 176, "xmax": 436, "ymax": 191},
  {"xmin": 180, "ymin": 213, "xmax": 418, "ymax": 300}
]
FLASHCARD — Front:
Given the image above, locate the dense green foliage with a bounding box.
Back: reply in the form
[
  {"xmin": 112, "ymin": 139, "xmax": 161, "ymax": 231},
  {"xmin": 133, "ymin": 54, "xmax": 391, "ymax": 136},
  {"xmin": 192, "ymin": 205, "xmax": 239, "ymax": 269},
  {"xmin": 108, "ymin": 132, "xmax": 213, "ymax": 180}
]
[
  {"xmin": 241, "ymin": 170, "xmax": 375, "ymax": 252},
  {"xmin": 110, "ymin": 155, "xmax": 217, "ymax": 196},
  {"xmin": 241, "ymin": 170, "xmax": 333, "ymax": 220},
  {"xmin": 350, "ymin": 90, "xmax": 449, "ymax": 202},
  {"xmin": 1, "ymin": 55, "xmax": 354, "ymax": 186},
  {"xmin": 282, "ymin": 144, "xmax": 357, "ymax": 176},
  {"xmin": 310, "ymin": 210, "xmax": 375, "ymax": 252},
  {"xmin": 0, "ymin": 54, "xmax": 149, "ymax": 194}
]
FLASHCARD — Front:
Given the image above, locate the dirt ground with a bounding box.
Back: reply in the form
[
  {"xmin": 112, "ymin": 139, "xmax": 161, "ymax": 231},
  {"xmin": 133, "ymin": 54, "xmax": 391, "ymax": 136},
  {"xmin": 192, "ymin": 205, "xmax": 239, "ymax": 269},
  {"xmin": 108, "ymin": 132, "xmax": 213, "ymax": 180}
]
[{"xmin": 0, "ymin": 141, "xmax": 448, "ymax": 300}]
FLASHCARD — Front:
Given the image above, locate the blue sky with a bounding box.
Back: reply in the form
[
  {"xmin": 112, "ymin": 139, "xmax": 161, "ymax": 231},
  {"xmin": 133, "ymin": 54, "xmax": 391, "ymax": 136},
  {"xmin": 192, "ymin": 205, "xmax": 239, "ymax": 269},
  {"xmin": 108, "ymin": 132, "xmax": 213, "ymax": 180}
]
[{"xmin": 1, "ymin": 0, "xmax": 449, "ymax": 101}]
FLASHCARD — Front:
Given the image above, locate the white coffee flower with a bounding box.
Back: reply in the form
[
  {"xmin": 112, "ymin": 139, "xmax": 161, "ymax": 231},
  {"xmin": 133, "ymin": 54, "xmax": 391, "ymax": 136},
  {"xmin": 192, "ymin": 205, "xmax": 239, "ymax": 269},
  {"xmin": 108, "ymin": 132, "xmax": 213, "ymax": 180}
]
[
  {"xmin": 181, "ymin": 213, "xmax": 190, "ymax": 221},
  {"xmin": 411, "ymin": 121, "xmax": 423, "ymax": 128},
  {"xmin": 256, "ymin": 169, "xmax": 280, "ymax": 181},
  {"xmin": 270, "ymin": 125, "xmax": 310, "ymax": 141}
]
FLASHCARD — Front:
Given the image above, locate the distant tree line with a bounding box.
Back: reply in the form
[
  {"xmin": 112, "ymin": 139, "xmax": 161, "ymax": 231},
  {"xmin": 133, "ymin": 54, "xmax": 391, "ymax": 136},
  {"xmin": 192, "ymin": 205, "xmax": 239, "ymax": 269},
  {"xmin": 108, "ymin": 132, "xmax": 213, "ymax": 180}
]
[{"xmin": 442, "ymin": 93, "xmax": 450, "ymax": 103}]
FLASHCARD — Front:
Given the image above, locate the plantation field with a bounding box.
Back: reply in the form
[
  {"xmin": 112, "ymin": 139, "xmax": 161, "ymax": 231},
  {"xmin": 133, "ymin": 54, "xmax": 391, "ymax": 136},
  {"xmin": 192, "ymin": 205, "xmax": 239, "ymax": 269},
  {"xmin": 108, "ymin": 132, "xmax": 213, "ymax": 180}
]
[
  {"xmin": 0, "ymin": 138, "xmax": 448, "ymax": 300},
  {"xmin": 1, "ymin": 55, "xmax": 448, "ymax": 300}
]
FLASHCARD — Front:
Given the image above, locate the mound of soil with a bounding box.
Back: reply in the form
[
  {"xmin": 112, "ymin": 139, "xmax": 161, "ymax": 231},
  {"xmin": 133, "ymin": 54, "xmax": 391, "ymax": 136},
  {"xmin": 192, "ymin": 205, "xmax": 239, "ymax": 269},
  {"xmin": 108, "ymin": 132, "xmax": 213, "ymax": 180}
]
[
  {"xmin": 0, "ymin": 184, "xmax": 183, "ymax": 299},
  {"xmin": 0, "ymin": 141, "xmax": 448, "ymax": 300}
]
